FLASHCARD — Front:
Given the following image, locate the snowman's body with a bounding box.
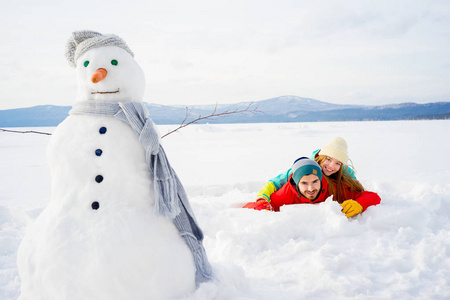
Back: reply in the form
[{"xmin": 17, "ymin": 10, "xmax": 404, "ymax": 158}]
[{"xmin": 17, "ymin": 33, "xmax": 196, "ymax": 300}]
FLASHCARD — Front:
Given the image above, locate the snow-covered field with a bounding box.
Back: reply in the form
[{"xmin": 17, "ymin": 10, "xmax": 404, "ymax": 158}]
[{"xmin": 1, "ymin": 120, "xmax": 449, "ymax": 299}]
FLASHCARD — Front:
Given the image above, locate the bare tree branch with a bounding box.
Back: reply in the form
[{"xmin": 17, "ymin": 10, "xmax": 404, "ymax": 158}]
[
  {"xmin": 161, "ymin": 102, "xmax": 262, "ymax": 138},
  {"xmin": 0, "ymin": 128, "xmax": 52, "ymax": 135},
  {"xmin": 1, "ymin": 102, "xmax": 262, "ymax": 138}
]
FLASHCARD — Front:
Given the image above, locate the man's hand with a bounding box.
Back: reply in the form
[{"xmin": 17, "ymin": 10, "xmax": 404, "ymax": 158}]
[{"xmin": 243, "ymin": 199, "xmax": 272, "ymax": 211}]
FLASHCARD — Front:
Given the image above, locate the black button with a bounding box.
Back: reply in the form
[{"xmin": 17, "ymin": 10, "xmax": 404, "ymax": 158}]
[
  {"xmin": 99, "ymin": 127, "xmax": 107, "ymax": 134},
  {"xmin": 95, "ymin": 175, "xmax": 104, "ymax": 183},
  {"xmin": 92, "ymin": 201, "xmax": 100, "ymax": 210},
  {"xmin": 95, "ymin": 149, "xmax": 103, "ymax": 156}
]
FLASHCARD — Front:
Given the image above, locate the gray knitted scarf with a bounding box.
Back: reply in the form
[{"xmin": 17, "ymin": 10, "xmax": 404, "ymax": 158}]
[{"xmin": 70, "ymin": 101, "xmax": 213, "ymax": 285}]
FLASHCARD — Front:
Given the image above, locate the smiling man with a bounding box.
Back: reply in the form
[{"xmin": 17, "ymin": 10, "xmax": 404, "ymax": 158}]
[{"xmin": 244, "ymin": 157, "xmax": 329, "ymax": 211}]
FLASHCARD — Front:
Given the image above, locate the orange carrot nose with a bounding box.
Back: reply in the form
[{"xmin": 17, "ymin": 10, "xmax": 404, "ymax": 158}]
[{"xmin": 91, "ymin": 68, "xmax": 107, "ymax": 83}]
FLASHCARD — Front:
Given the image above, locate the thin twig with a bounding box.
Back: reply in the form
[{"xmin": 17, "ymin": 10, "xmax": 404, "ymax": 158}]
[
  {"xmin": 0, "ymin": 128, "xmax": 52, "ymax": 135},
  {"xmin": 180, "ymin": 107, "xmax": 190, "ymax": 126},
  {"xmin": 161, "ymin": 102, "xmax": 262, "ymax": 138}
]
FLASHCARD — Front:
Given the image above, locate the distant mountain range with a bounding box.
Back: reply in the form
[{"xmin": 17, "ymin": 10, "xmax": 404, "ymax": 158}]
[{"xmin": 0, "ymin": 95, "xmax": 449, "ymax": 127}]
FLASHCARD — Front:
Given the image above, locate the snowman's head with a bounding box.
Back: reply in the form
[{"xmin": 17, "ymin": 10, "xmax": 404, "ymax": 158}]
[
  {"xmin": 75, "ymin": 46, "xmax": 145, "ymax": 102},
  {"xmin": 66, "ymin": 30, "xmax": 145, "ymax": 103}
]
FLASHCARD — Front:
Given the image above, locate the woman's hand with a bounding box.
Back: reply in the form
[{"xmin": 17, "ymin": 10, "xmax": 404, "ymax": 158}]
[{"xmin": 341, "ymin": 200, "xmax": 363, "ymax": 218}]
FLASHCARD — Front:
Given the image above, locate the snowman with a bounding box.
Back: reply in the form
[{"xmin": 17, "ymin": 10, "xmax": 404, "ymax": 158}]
[{"xmin": 17, "ymin": 30, "xmax": 212, "ymax": 300}]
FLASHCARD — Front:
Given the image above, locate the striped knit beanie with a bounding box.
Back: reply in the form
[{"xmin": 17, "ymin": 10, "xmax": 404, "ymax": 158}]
[
  {"xmin": 65, "ymin": 30, "xmax": 134, "ymax": 68},
  {"xmin": 292, "ymin": 157, "xmax": 322, "ymax": 184},
  {"xmin": 318, "ymin": 137, "xmax": 349, "ymax": 164}
]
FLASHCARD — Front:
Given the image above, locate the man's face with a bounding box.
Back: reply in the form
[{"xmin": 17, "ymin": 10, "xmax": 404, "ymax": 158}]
[{"xmin": 297, "ymin": 174, "xmax": 321, "ymax": 200}]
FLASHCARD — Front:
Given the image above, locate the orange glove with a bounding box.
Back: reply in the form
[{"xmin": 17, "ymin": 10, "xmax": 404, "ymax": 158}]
[
  {"xmin": 243, "ymin": 199, "xmax": 272, "ymax": 211},
  {"xmin": 341, "ymin": 200, "xmax": 363, "ymax": 218}
]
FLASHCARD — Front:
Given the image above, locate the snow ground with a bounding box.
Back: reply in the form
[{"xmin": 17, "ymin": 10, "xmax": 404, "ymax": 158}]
[{"xmin": 1, "ymin": 120, "xmax": 449, "ymax": 299}]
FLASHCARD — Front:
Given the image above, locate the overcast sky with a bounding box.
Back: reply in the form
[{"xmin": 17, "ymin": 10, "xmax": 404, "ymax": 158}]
[{"xmin": 1, "ymin": 0, "xmax": 449, "ymax": 110}]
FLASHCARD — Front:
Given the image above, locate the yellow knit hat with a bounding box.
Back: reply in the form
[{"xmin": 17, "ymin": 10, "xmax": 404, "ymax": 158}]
[{"xmin": 318, "ymin": 137, "xmax": 349, "ymax": 164}]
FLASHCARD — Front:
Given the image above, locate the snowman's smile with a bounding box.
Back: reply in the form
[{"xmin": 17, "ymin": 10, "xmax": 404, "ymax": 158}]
[{"xmin": 91, "ymin": 89, "xmax": 120, "ymax": 94}]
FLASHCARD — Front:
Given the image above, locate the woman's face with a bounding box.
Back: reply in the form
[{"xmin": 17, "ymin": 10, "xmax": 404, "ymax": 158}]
[{"xmin": 321, "ymin": 156, "xmax": 343, "ymax": 176}]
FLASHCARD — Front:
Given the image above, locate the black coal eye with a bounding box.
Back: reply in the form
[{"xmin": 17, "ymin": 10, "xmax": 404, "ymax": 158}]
[
  {"xmin": 111, "ymin": 59, "xmax": 118, "ymax": 66},
  {"xmin": 84, "ymin": 61, "xmax": 90, "ymax": 67}
]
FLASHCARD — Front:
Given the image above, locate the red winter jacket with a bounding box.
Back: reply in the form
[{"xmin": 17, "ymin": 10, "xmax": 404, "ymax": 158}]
[
  {"xmin": 268, "ymin": 175, "xmax": 381, "ymax": 212},
  {"xmin": 269, "ymin": 175, "xmax": 329, "ymax": 211}
]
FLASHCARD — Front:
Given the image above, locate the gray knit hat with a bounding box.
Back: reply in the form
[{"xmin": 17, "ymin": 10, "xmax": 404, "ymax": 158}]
[
  {"xmin": 65, "ymin": 30, "xmax": 134, "ymax": 68},
  {"xmin": 291, "ymin": 157, "xmax": 322, "ymax": 184}
]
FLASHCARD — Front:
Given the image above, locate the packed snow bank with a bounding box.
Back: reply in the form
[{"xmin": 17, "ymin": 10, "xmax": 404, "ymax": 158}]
[
  {"xmin": 1, "ymin": 120, "xmax": 449, "ymax": 299},
  {"xmin": 187, "ymin": 184, "xmax": 449, "ymax": 299}
]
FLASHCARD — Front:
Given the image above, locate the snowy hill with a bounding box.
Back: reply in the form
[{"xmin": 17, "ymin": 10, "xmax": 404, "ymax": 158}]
[
  {"xmin": 184, "ymin": 95, "xmax": 364, "ymax": 114},
  {"xmin": 0, "ymin": 96, "xmax": 449, "ymax": 127},
  {"xmin": 245, "ymin": 95, "xmax": 364, "ymax": 113}
]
